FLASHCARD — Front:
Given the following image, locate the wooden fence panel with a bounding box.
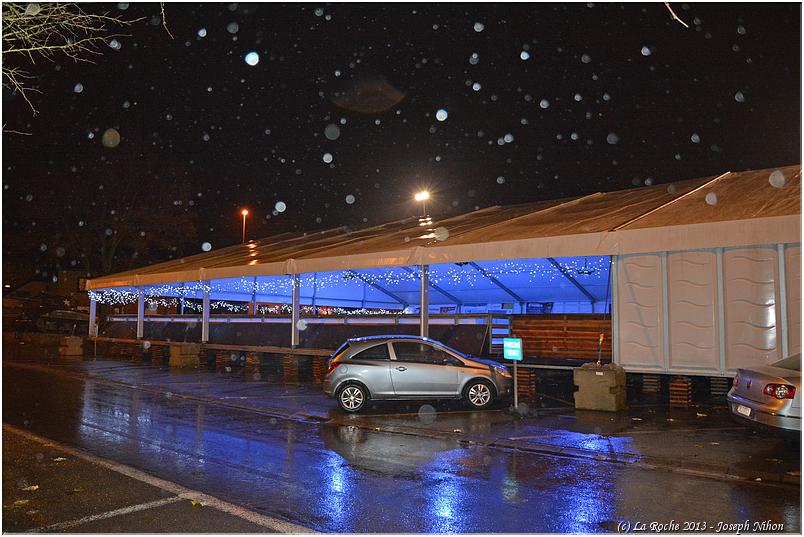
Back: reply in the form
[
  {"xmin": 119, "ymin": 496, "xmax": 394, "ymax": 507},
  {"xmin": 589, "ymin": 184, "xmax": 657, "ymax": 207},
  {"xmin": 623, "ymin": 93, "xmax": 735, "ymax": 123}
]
[{"xmin": 511, "ymin": 314, "xmax": 612, "ymax": 360}]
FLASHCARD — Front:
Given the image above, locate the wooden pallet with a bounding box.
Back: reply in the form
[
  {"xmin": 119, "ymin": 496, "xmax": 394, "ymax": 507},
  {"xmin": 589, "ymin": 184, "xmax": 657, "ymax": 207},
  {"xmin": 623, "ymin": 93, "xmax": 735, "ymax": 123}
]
[
  {"xmin": 216, "ymin": 351, "xmax": 237, "ymax": 370},
  {"xmin": 311, "ymin": 356, "xmax": 328, "ymax": 385},
  {"xmin": 242, "ymin": 352, "xmax": 262, "ymax": 377},
  {"xmin": 669, "ymin": 376, "xmax": 693, "ymax": 407},
  {"xmin": 516, "ymin": 368, "xmax": 537, "ymax": 402},
  {"xmin": 710, "ymin": 377, "xmax": 731, "ymax": 396},
  {"xmin": 642, "ymin": 375, "xmax": 661, "ymax": 393},
  {"xmin": 283, "ymin": 354, "xmax": 299, "ymax": 383}
]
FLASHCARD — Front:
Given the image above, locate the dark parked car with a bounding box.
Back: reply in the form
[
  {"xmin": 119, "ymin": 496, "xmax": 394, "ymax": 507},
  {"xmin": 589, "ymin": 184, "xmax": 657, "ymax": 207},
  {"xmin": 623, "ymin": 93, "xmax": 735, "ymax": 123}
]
[
  {"xmin": 323, "ymin": 335, "xmax": 513, "ymax": 412},
  {"xmin": 35, "ymin": 310, "xmax": 89, "ymax": 335}
]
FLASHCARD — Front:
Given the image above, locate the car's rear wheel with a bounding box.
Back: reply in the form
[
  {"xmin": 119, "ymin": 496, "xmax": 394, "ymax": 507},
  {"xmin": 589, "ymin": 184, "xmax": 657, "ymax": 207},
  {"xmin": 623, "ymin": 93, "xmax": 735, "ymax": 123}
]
[
  {"xmin": 337, "ymin": 383, "xmax": 367, "ymax": 412},
  {"xmin": 464, "ymin": 379, "xmax": 494, "ymax": 410}
]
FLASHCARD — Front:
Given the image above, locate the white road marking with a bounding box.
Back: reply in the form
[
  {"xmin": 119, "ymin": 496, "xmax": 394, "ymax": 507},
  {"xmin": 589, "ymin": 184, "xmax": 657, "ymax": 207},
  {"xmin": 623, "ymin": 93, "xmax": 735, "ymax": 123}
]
[
  {"xmin": 28, "ymin": 497, "xmax": 183, "ymax": 533},
  {"xmin": 4, "ymin": 424, "xmax": 316, "ymax": 534}
]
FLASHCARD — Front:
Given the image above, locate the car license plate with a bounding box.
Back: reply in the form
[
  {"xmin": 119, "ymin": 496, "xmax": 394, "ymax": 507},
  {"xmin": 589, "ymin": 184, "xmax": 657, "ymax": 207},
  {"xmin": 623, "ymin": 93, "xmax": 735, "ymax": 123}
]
[{"xmin": 736, "ymin": 404, "xmax": 752, "ymax": 417}]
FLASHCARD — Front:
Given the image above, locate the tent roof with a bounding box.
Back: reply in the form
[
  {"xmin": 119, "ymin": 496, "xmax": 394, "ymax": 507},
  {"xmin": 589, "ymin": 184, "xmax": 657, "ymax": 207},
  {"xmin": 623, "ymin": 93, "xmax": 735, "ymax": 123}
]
[{"xmin": 87, "ymin": 164, "xmax": 801, "ymax": 290}]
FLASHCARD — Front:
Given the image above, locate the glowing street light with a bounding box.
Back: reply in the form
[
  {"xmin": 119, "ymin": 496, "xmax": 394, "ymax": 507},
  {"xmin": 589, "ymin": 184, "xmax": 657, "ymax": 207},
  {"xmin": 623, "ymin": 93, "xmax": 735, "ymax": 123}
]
[
  {"xmin": 414, "ymin": 190, "xmax": 430, "ymax": 217},
  {"xmin": 241, "ymin": 209, "xmax": 249, "ymax": 243}
]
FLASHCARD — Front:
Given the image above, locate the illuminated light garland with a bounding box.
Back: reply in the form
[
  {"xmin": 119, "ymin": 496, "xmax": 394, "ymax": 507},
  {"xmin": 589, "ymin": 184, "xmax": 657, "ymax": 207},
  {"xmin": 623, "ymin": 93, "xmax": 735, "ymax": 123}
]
[{"xmin": 89, "ymin": 258, "xmax": 610, "ymax": 306}]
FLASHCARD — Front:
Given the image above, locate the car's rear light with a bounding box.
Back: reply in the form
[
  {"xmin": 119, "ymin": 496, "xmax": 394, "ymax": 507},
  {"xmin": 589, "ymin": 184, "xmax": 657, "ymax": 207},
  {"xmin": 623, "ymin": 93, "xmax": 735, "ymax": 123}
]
[
  {"xmin": 732, "ymin": 374, "xmax": 739, "ymax": 388},
  {"xmin": 326, "ymin": 361, "xmax": 341, "ymax": 375},
  {"xmin": 763, "ymin": 383, "xmax": 796, "ymax": 400}
]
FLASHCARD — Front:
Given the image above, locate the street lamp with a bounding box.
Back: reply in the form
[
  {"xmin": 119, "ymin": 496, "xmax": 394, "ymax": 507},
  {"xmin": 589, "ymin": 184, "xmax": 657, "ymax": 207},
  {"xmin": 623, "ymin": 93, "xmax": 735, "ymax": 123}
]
[
  {"xmin": 241, "ymin": 209, "xmax": 249, "ymax": 243},
  {"xmin": 414, "ymin": 190, "xmax": 430, "ymax": 217}
]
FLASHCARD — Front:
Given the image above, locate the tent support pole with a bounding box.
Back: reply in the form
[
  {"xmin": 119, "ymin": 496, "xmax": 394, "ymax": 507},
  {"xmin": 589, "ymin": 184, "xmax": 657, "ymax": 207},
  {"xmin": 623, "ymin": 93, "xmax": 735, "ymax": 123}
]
[
  {"xmin": 660, "ymin": 252, "xmax": 670, "ymax": 372},
  {"xmin": 401, "ymin": 266, "xmax": 461, "ymax": 305},
  {"xmin": 136, "ymin": 288, "xmax": 144, "ymax": 339},
  {"xmin": 201, "ymin": 282, "xmax": 210, "ymax": 343},
  {"xmin": 420, "ymin": 265, "xmax": 429, "ymax": 337},
  {"xmin": 88, "ymin": 298, "xmax": 97, "ymax": 337},
  {"xmin": 716, "ymin": 248, "xmax": 726, "ymax": 375},
  {"xmin": 250, "ymin": 277, "xmax": 258, "ymax": 316},
  {"xmin": 611, "ymin": 256, "xmax": 619, "ymax": 364},
  {"xmin": 777, "ymin": 244, "xmax": 789, "ymax": 358},
  {"xmin": 291, "ymin": 274, "xmax": 300, "ymax": 347},
  {"xmin": 311, "ymin": 273, "xmax": 318, "ymax": 315}
]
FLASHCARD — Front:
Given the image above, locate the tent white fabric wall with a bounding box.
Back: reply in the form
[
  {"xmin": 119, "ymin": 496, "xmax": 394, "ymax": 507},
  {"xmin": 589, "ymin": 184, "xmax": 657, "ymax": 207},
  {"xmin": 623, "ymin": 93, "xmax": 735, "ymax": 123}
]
[{"xmin": 615, "ymin": 242, "xmax": 801, "ymax": 375}]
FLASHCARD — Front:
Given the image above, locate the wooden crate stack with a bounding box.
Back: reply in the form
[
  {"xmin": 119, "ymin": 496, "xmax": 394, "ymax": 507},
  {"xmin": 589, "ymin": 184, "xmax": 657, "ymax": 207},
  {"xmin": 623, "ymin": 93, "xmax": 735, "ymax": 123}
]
[
  {"xmin": 669, "ymin": 376, "xmax": 693, "ymax": 407},
  {"xmin": 642, "ymin": 375, "xmax": 661, "ymax": 393},
  {"xmin": 516, "ymin": 368, "xmax": 537, "ymax": 402},
  {"xmin": 710, "ymin": 377, "xmax": 731, "ymax": 396},
  {"xmin": 215, "ymin": 351, "xmax": 232, "ymax": 371},
  {"xmin": 196, "ymin": 345, "xmax": 211, "ymax": 369},
  {"xmin": 131, "ymin": 344, "xmax": 144, "ymax": 362},
  {"xmin": 243, "ymin": 352, "xmax": 261, "ymax": 377},
  {"xmin": 119, "ymin": 343, "xmax": 135, "ymax": 360},
  {"xmin": 151, "ymin": 346, "xmax": 169, "ymax": 366},
  {"xmin": 311, "ymin": 356, "xmax": 328, "ymax": 385},
  {"xmin": 283, "ymin": 354, "xmax": 299, "ymax": 383}
]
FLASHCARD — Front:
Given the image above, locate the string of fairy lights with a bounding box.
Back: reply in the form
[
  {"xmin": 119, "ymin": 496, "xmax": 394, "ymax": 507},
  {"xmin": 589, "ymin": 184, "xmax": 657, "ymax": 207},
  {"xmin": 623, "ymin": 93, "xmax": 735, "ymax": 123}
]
[{"xmin": 88, "ymin": 258, "xmax": 610, "ymax": 309}]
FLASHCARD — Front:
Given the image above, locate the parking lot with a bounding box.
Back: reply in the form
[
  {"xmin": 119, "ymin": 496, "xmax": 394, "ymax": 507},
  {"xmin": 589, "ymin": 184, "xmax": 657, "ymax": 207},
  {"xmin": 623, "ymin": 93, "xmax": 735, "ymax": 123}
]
[{"xmin": 2, "ymin": 351, "xmax": 800, "ymax": 533}]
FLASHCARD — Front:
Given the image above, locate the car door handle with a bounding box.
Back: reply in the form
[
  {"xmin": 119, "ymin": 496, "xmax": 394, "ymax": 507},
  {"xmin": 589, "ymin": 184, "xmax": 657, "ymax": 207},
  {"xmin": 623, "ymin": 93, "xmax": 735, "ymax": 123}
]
[{"xmin": 395, "ymin": 366, "xmax": 407, "ymax": 371}]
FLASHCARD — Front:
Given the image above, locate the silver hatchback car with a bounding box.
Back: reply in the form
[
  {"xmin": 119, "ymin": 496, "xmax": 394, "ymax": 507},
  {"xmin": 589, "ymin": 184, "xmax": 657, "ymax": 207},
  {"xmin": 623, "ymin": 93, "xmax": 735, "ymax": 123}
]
[{"xmin": 323, "ymin": 335, "xmax": 513, "ymax": 412}]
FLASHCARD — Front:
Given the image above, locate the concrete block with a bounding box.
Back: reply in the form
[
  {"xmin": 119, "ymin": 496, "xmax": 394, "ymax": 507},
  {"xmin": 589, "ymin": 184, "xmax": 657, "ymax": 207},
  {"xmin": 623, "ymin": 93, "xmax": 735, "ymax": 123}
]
[
  {"xmin": 573, "ymin": 363, "xmax": 627, "ymax": 411},
  {"xmin": 59, "ymin": 336, "xmax": 84, "ymax": 358}
]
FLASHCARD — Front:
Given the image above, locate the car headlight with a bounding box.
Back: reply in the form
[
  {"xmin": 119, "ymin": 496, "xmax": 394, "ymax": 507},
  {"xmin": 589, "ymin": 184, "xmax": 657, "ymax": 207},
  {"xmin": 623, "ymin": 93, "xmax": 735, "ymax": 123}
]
[{"xmin": 494, "ymin": 365, "xmax": 512, "ymax": 378}]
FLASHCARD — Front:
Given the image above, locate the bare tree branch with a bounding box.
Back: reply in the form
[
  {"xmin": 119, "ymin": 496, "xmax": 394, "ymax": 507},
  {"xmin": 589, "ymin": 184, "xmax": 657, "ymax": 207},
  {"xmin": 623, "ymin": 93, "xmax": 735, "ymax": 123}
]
[
  {"xmin": 2, "ymin": 124, "xmax": 33, "ymax": 136},
  {"xmin": 1, "ymin": 3, "xmax": 139, "ymax": 114},
  {"xmin": 160, "ymin": 2, "xmax": 174, "ymax": 39},
  {"xmin": 664, "ymin": 2, "xmax": 690, "ymax": 29}
]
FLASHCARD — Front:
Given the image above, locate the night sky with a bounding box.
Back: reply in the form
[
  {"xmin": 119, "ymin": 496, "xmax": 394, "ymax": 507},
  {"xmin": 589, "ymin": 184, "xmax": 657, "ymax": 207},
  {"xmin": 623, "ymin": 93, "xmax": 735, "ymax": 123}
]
[{"xmin": 3, "ymin": 2, "xmax": 801, "ymax": 285}]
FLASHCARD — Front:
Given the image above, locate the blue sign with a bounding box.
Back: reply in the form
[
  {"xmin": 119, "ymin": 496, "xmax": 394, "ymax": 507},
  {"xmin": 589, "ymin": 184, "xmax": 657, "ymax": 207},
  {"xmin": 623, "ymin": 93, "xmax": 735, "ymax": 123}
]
[{"xmin": 503, "ymin": 338, "xmax": 523, "ymax": 361}]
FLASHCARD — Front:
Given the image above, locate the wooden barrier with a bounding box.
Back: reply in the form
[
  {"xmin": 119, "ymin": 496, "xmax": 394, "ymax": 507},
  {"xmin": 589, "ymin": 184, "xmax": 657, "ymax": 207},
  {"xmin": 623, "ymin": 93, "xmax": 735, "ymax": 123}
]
[
  {"xmin": 311, "ymin": 356, "xmax": 328, "ymax": 385},
  {"xmin": 283, "ymin": 354, "xmax": 299, "ymax": 383},
  {"xmin": 511, "ymin": 314, "xmax": 612, "ymax": 361},
  {"xmin": 516, "ymin": 368, "xmax": 537, "ymax": 402},
  {"xmin": 669, "ymin": 376, "xmax": 693, "ymax": 407}
]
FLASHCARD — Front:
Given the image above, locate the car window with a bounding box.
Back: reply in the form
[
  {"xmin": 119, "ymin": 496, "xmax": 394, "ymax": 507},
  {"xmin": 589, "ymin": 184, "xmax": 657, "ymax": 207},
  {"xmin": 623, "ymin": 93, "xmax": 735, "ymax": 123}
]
[
  {"xmin": 772, "ymin": 354, "xmax": 801, "ymax": 371},
  {"xmin": 393, "ymin": 342, "xmax": 459, "ymax": 365},
  {"xmin": 353, "ymin": 343, "xmax": 390, "ymax": 361}
]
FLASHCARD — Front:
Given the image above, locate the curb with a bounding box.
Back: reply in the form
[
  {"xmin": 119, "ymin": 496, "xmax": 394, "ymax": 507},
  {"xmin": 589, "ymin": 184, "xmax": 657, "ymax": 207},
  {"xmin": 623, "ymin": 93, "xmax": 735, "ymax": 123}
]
[{"xmin": 489, "ymin": 438, "xmax": 800, "ymax": 487}]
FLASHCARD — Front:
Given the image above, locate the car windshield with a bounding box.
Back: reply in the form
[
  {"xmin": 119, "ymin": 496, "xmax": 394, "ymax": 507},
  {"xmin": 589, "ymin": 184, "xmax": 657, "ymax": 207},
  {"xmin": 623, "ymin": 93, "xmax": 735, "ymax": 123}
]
[{"xmin": 772, "ymin": 354, "xmax": 801, "ymax": 371}]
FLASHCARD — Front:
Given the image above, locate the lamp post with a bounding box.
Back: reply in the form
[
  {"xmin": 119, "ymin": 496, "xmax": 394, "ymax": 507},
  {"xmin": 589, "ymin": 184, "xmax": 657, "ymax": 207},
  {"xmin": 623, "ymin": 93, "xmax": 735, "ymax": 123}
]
[
  {"xmin": 414, "ymin": 190, "xmax": 430, "ymax": 217},
  {"xmin": 241, "ymin": 209, "xmax": 249, "ymax": 243},
  {"xmin": 414, "ymin": 191, "xmax": 431, "ymax": 337}
]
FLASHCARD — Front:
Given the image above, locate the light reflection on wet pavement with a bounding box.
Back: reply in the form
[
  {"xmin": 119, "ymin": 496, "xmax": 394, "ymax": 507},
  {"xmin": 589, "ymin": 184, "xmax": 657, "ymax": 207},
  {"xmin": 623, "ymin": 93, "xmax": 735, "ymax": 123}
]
[{"xmin": 3, "ymin": 365, "xmax": 800, "ymax": 533}]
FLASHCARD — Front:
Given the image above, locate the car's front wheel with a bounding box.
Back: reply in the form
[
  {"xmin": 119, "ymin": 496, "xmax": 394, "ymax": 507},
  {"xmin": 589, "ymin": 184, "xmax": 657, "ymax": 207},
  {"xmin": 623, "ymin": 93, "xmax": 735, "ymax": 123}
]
[
  {"xmin": 464, "ymin": 379, "xmax": 494, "ymax": 410},
  {"xmin": 337, "ymin": 383, "xmax": 368, "ymax": 412}
]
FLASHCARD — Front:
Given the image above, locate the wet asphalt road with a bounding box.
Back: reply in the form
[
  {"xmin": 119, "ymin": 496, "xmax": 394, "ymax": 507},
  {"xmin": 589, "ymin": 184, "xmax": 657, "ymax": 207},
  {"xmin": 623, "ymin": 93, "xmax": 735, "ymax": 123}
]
[{"xmin": 3, "ymin": 365, "xmax": 801, "ymax": 533}]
